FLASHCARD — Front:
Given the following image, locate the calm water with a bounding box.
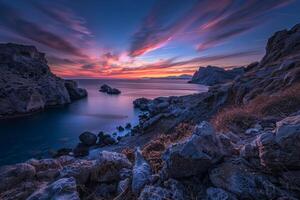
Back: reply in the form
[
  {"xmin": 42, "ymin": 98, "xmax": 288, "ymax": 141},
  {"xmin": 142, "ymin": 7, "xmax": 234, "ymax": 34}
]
[{"xmin": 0, "ymin": 79, "xmax": 206, "ymax": 165}]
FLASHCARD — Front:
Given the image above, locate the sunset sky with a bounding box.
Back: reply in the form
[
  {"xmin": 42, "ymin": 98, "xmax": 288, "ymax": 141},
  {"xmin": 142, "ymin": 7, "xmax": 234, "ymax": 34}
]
[{"xmin": 0, "ymin": 0, "xmax": 300, "ymax": 78}]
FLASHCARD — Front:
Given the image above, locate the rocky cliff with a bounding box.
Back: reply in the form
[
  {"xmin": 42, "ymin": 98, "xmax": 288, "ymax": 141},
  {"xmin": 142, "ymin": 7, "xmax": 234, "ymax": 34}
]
[
  {"xmin": 0, "ymin": 25, "xmax": 300, "ymax": 200},
  {"xmin": 189, "ymin": 65, "xmax": 244, "ymax": 86},
  {"xmin": 0, "ymin": 43, "xmax": 87, "ymax": 118},
  {"xmin": 134, "ymin": 23, "xmax": 300, "ymax": 135}
]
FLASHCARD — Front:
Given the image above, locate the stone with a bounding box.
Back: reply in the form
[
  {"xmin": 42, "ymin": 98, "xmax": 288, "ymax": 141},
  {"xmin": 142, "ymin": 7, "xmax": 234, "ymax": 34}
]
[
  {"xmin": 209, "ymin": 158, "xmax": 285, "ymax": 199},
  {"xmin": 205, "ymin": 187, "xmax": 237, "ymax": 200},
  {"xmin": 138, "ymin": 186, "xmax": 172, "ymax": 200},
  {"xmin": 133, "ymin": 97, "xmax": 150, "ymax": 110},
  {"xmin": 117, "ymin": 125, "xmax": 125, "ymax": 131},
  {"xmin": 98, "ymin": 131, "xmax": 116, "ymax": 146},
  {"xmin": 53, "ymin": 148, "xmax": 73, "ymax": 158},
  {"xmin": 73, "ymin": 143, "xmax": 89, "ymax": 157},
  {"xmin": 79, "ymin": 131, "xmax": 97, "ymax": 146},
  {"xmin": 59, "ymin": 159, "xmax": 97, "ymax": 184},
  {"xmin": 138, "ymin": 180, "xmax": 185, "ymax": 200},
  {"xmin": 117, "ymin": 178, "xmax": 130, "ymax": 194},
  {"xmin": 125, "ymin": 123, "xmax": 132, "ymax": 129},
  {"xmin": 162, "ymin": 122, "xmax": 221, "ymax": 179},
  {"xmin": 88, "ymin": 151, "xmax": 132, "ymax": 183},
  {"xmin": 132, "ymin": 148, "xmax": 151, "ymax": 195},
  {"xmin": 27, "ymin": 177, "xmax": 80, "ymax": 200},
  {"xmin": 257, "ymin": 115, "xmax": 300, "ymax": 171},
  {"xmin": 0, "ymin": 163, "xmax": 36, "ymax": 192}
]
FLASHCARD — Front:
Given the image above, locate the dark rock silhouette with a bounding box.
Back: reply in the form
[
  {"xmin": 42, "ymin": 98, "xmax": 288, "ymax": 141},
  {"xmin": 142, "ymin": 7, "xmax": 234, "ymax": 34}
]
[
  {"xmin": 189, "ymin": 65, "xmax": 244, "ymax": 86},
  {"xmin": 0, "ymin": 43, "xmax": 87, "ymax": 119},
  {"xmin": 99, "ymin": 84, "xmax": 121, "ymax": 95}
]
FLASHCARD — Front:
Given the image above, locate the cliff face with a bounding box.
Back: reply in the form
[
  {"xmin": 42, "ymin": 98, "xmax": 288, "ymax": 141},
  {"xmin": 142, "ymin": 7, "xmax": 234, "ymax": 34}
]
[
  {"xmin": 134, "ymin": 23, "xmax": 300, "ymax": 135},
  {"xmin": 189, "ymin": 65, "xmax": 244, "ymax": 86},
  {"xmin": 0, "ymin": 43, "xmax": 87, "ymax": 118}
]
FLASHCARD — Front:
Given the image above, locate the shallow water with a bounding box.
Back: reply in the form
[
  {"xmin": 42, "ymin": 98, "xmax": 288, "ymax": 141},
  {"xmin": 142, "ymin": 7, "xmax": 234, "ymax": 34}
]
[{"xmin": 0, "ymin": 79, "xmax": 206, "ymax": 165}]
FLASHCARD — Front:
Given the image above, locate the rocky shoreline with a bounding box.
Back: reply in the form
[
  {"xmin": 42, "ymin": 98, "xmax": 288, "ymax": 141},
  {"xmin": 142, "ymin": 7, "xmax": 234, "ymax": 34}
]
[
  {"xmin": 0, "ymin": 43, "xmax": 87, "ymax": 119},
  {"xmin": 0, "ymin": 24, "xmax": 300, "ymax": 200}
]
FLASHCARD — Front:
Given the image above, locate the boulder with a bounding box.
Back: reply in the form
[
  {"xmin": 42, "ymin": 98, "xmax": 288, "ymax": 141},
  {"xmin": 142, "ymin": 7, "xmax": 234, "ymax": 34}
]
[
  {"xmin": 59, "ymin": 159, "xmax": 97, "ymax": 184},
  {"xmin": 73, "ymin": 143, "xmax": 89, "ymax": 157},
  {"xmin": 189, "ymin": 65, "xmax": 244, "ymax": 86},
  {"xmin": 209, "ymin": 158, "xmax": 287, "ymax": 199},
  {"xmin": 88, "ymin": 151, "xmax": 132, "ymax": 183},
  {"xmin": 79, "ymin": 131, "xmax": 97, "ymax": 146},
  {"xmin": 132, "ymin": 148, "xmax": 151, "ymax": 194},
  {"xmin": 0, "ymin": 163, "xmax": 36, "ymax": 192},
  {"xmin": 162, "ymin": 122, "xmax": 221, "ymax": 179},
  {"xmin": 27, "ymin": 177, "xmax": 80, "ymax": 200},
  {"xmin": 98, "ymin": 131, "xmax": 117, "ymax": 146},
  {"xmin": 125, "ymin": 123, "xmax": 132, "ymax": 129},
  {"xmin": 205, "ymin": 187, "xmax": 237, "ymax": 200},
  {"xmin": 257, "ymin": 115, "xmax": 300, "ymax": 171},
  {"xmin": 139, "ymin": 180, "xmax": 184, "ymax": 200},
  {"xmin": 133, "ymin": 98, "xmax": 150, "ymax": 111}
]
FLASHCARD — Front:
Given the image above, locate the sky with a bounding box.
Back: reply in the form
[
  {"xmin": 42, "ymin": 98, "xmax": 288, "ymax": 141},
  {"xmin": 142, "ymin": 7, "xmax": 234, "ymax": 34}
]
[{"xmin": 0, "ymin": 0, "xmax": 300, "ymax": 79}]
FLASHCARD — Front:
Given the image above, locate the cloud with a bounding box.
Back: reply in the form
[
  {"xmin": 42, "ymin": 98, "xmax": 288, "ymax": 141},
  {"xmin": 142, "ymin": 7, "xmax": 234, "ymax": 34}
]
[
  {"xmin": 129, "ymin": 0, "xmax": 292, "ymax": 56},
  {"xmin": 31, "ymin": 1, "xmax": 92, "ymax": 38},
  {"xmin": 0, "ymin": 2, "xmax": 87, "ymax": 58},
  {"xmin": 99, "ymin": 49, "xmax": 260, "ymax": 78}
]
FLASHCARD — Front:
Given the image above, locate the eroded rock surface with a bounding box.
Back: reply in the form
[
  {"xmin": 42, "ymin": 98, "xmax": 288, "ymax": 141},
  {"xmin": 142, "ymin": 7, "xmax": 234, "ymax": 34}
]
[{"xmin": 0, "ymin": 43, "xmax": 87, "ymax": 118}]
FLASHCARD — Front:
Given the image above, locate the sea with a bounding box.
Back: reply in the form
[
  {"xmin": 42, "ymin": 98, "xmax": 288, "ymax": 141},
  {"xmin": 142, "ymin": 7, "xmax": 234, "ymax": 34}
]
[{"xmin": 0, "ymin": 79, "xmax": 207, "ymax": 165}]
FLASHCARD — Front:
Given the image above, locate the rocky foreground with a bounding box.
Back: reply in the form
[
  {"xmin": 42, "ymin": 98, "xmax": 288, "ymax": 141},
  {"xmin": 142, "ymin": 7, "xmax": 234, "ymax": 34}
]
[
  {"xmin": 0, "ymin": 24, "xmax": 300, "ymax": 200},
  {"xmin": 0, "ymin": 43, "xmax": 87, "ymax": 119}
]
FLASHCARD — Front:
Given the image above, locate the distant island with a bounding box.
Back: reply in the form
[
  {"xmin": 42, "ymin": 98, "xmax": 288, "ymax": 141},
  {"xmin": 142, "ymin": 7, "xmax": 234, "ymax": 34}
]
[{"xmin": 143, "ymin": 74, "xmax": 192, "ymax": 80}]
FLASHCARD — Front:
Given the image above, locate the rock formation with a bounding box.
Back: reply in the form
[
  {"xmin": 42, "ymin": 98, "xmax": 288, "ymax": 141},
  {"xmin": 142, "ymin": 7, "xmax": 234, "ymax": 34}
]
[
  {"xmin": 189, "ymin": 65, "xmax": 244, "ymax": 86},
  {"xmin": 133, "ymin": 23, "xmax": 300, "ymax": 135},
  {"xmin": 0, "ymin": 24, "xmax": 300, "ymax": 200},
  {"xmin": 99, "ymin": 84, "xmax": 121, "ymax": 95},
  {"xmin": 0, "ymin": 43, "xmax": 87, "ymax": 119}
]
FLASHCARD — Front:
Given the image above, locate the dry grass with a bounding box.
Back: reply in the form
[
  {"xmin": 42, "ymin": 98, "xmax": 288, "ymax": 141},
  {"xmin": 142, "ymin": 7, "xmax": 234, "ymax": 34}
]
[
  {"xmin": 122, "ymin": 123, "xmax": 194, "ymax": 173},
  {"xmin": 212, "ymin": 83, "xmax": 300, "ymax": 132}
]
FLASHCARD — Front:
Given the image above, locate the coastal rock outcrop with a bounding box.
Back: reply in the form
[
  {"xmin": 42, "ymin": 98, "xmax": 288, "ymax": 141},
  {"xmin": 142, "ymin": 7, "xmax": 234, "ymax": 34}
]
[
  {"xmin": 133, "ymin": 23, "xmax": 300, "ymax": 135},
  {"xmin": 189, "ymin": 65, "xmax": 244, "ymax": 86},
  {"xmin": 0, "ymin": 43, "xmax": 87, "ymax": 118},
  {"xmin": 99, "ymin": 84, "xmax": 121, "ymax": 95}
]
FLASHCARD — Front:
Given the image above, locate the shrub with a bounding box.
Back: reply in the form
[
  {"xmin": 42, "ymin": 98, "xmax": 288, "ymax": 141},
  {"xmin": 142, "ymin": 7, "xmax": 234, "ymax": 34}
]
[{"xmin": 212, "ymin": 83, "xmax": 300, "ymax": 132}]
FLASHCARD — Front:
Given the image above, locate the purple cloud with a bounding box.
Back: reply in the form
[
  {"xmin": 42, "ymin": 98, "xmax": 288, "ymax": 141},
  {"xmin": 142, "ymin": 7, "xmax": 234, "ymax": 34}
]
[
  {"xmin": 129, "ymin": 0, "xmax": 292, "ymax": 56},
  {"xmin": 0, "ymin": 2, "xmax": 87, "ymax": 58}
]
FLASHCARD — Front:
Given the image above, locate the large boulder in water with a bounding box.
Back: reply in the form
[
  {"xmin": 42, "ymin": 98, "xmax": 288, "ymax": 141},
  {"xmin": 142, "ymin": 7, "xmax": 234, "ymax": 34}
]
[
  {"xmin": 189, "ymin": 65, "xmax": 244, "ymax": 86},
  {"xmin": 0, "ymin": 43, "xmax": 87, "ymax": 118},
  {"xmin": 99, "ymin": 84, "xmax": 121, "ymax": 95}
]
